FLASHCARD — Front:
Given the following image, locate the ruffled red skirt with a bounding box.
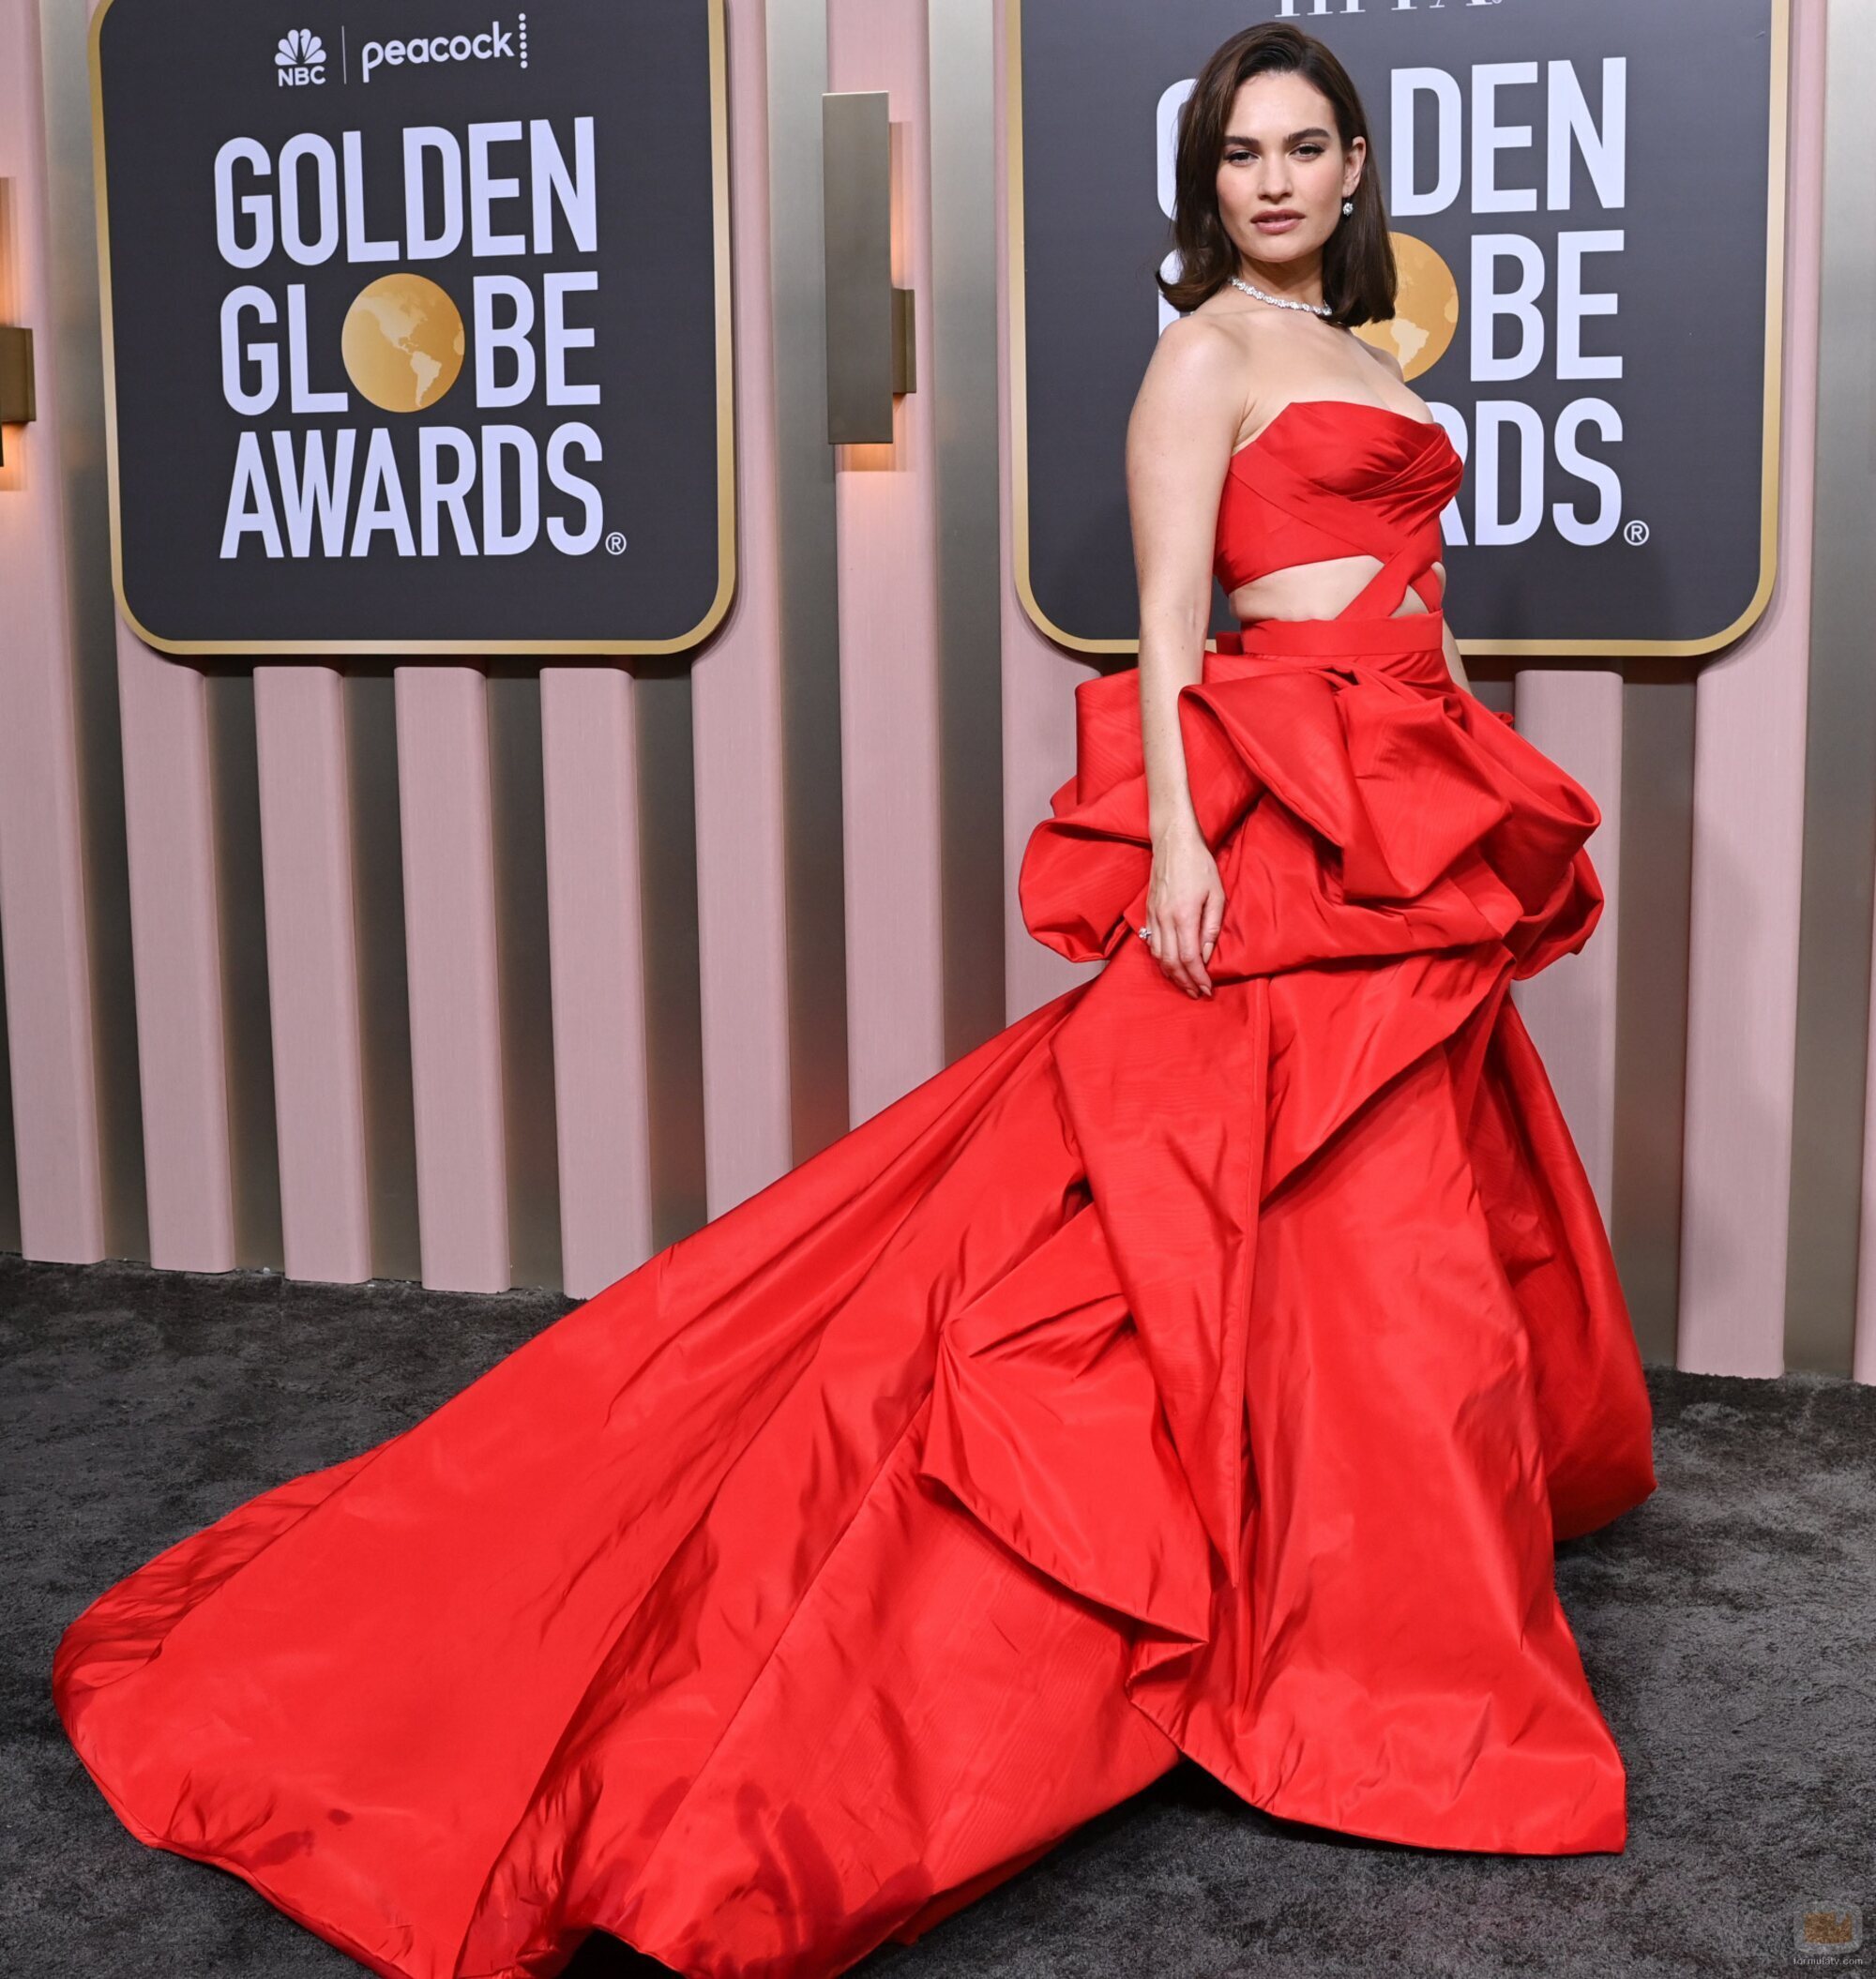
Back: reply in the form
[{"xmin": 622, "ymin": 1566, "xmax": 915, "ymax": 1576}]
[{"xmin": 52, "ymin": 608, "xmax": 1656, "ymax": 1979}]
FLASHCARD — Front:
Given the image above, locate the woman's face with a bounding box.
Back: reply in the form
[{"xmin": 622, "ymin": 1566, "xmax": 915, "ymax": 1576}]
[{"xmin": 1213, "ymin": 70, "xmax": 1363, "ymax": 268}]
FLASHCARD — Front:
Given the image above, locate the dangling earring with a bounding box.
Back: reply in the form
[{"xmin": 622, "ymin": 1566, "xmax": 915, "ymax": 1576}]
[{"xmin": 1342, "ymin": 197, "xmax": 1354, "ymax": 215}]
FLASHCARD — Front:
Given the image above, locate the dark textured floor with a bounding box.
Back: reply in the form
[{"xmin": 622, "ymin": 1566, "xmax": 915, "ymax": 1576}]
[{"xmin": 3, "ymin": 1249, "xmax": 1870, "ymax": 1977}]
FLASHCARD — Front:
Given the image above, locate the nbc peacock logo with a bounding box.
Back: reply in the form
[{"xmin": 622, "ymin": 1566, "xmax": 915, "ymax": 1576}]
[{"xmin": 275, "ymin": 29, "xmax": 327, "ymax": 86}]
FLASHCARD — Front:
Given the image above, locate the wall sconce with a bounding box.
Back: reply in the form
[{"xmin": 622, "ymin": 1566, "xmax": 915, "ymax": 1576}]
[
  {"xmin": 0, "ymin": 174, "xmax": 35, "ymax": 472},
  {"xmin": 0, "ymin": 325, "xmax": 34, "ymax": 467},
  {"xmin": 822, "ymin": 90, "xmax": 915, "ymax": 446}
]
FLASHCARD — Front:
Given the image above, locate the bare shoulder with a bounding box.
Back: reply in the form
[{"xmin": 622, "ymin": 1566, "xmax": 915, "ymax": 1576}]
[
  {"xmin": 1137, "ymin": 310, "xmax": 1248, "ymax": 395},
  {"xmin": 1128, "ymin": 312, "xmax": 1250, "ymax": 458}
]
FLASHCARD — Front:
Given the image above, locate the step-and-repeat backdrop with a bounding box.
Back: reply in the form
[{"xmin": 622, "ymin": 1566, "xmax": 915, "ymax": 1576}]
[
  {"xmin": 1011, "ymin": 0, "xmax": 1786, "ymax": 657},
  {"xmin": 91, "ymin": 0, "xmax": 732, "ymax": 655},
  {"xmin": 8, "ymin": 0, "xmax": 1859, "ymax": 1387}
]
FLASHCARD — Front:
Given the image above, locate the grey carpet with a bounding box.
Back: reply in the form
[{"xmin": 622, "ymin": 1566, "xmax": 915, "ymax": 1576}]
[{"xmin": 2, "ymin": 1250, "xmax": 1869, "ymax": 1977}]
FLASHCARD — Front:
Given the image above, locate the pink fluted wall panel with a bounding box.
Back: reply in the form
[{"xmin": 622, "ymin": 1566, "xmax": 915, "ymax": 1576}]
[
  {"xmin": 993, "ymin": 0, "xmax": 1101, "ymax": 1026},
  {"xmin": 827, "ymin": 0, "xmax": 947, "ymax": 1123},
  {"xmin": 113, "ymin": 627, "xmax": 234, "ymax": 1270},
  {"xmin": 1860, "ymin": 888, "xmax": 1876, "ymax": 1381},
  {"xmin": 1514, "ymin": 671, "xmax": 1624, "ymax": 1219},
  {"xmin": 252, "ymin": 666, "xmax": 371, "ymax": 1283},
  {"xmin": 688, "ymin": 0, "xmax": 794, "ymax": 1218},
  {"xmin": 80, "ymin": 0, "xmax": 234, "ymax": 1272},
  {"xmin": 1678, "ymin": 0, "xmax": 1822, "ymax": 1378},
  {"xmin": 395, "ymin": 668, "xmax": 510, "ymax": 1292},
  {"xmin": 0, "ymin": 0, "xmax": 104, "ymax": 1261},
  {"xmin": 539, "ymin": 669, "xmax": 654, "ymax": 1299}
]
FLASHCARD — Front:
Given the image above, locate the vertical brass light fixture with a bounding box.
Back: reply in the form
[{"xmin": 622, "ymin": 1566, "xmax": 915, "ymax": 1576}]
[
  {"xmin": 822, "ymin": 91, "xmax": 915, "ymax": 445},
  {"xmin": 0, "ymin": 179, "xmax": 38, "ymax": 471}
]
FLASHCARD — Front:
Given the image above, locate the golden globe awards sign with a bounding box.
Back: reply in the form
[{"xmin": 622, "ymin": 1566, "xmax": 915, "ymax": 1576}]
[
  {"xmin": 89, "ymin": 0, "xmax": 733, "ymax": 657},
  {"xmin": 1010, "ymin": 0, "xmax": 1788, "ymax": 659}
]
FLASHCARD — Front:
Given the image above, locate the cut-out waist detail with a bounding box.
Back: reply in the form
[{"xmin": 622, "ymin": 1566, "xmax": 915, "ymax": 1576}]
[
  {"xmin": 1217, "ymin": 605, "xmax": 1453, "ymax": 690},
  {"xmin": 1226, "ymin": 553, "xmax": 1446, "ymax": 627}
]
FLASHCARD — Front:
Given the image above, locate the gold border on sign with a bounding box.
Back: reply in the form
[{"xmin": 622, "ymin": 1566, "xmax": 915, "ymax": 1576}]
[
  {"xmin": 88, "ymin": 0, "xmax": 735, "ymax": 658},
  {"xmin": 1005, "ymin": 0, "xmax": 1793, "ymax": 663}
]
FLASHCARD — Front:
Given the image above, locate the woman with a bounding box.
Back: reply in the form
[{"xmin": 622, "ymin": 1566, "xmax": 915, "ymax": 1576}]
[
  {"xmin": 1133, "ymin": 27, "xmax": 1479, "ymax": 1001},
  {"xmin": 51, "ymin": 22, "xmax": 1655, "ymax": 1979}
]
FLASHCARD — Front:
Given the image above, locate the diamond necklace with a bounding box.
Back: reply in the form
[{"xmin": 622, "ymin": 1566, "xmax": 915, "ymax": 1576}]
[{"xmin": 1228, "ymin": 273, "xmax": 1332, "ymax": 319}]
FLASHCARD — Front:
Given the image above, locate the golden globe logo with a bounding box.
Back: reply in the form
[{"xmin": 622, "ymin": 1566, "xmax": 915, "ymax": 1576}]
[
  {"xmin": 340, "ymin": 273, "xmax": 465, "ymax": 412},
  {"xmin": 213, "ymin": 116, "xmax": 604, "ymax": 561},
  {"xmin": 1358, "ymin": 234, "xmax": 1460, "ymax": 379}
]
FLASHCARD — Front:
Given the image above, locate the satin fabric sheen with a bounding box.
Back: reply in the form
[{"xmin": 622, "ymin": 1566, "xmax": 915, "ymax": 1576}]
[{"xmin": 51, "ymin": 400, "xmax": 1657, "ymax": 1979}]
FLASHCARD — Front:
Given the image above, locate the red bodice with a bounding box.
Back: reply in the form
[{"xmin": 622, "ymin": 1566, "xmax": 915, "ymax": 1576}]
[{"xmin": 1214, "ymin": 397, "xmax": 1464, "ymax": 621}]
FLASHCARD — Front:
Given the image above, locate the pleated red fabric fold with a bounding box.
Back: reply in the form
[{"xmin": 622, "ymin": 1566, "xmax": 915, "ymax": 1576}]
[{"xmin": 1007, "ymin": 622, "xmax": 1652, "ymax": 1855}]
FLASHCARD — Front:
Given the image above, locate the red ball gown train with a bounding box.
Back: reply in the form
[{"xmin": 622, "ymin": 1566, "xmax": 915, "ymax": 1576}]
[{"xmin": 51, "ymin": 398, "xmax": 1657, "ymax": 1979}]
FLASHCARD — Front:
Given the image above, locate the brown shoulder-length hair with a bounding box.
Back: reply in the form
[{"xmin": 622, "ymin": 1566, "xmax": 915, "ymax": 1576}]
[{"xmin": 1157, "ymin": 23, "xmax": 1395, "ymax": 329}]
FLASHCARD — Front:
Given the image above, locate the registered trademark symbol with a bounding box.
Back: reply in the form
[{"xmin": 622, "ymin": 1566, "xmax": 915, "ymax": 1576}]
[
  {"xmin": 605, "ymin": 531, "xmax": 628, "ymax": 555},
  {"xmin": 1624, "ymin": 518, "xmax": 1649, "ymax": 546}
]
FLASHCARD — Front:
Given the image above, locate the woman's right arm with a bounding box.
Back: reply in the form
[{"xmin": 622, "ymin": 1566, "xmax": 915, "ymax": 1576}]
[{"xmin": 1124, "ymin": 318, "xmax": 1246, "ymax": 1000}]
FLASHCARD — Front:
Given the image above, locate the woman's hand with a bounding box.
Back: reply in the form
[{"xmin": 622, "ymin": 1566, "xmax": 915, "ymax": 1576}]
[{"xmin": 1143, "ymin": 817, "xmax": 1225, "ymax": 998}]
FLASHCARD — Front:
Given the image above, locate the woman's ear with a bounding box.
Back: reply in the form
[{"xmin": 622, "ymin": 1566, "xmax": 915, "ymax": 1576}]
[{"xmin": 1338, "ymin": 133, "xmax": 1369, "ymax": 199}]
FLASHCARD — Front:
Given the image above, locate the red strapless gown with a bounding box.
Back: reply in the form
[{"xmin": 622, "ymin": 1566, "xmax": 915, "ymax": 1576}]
[{"xmin": 51, "ymin": 399, "xmax": 1656, "ymax": 1979}]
